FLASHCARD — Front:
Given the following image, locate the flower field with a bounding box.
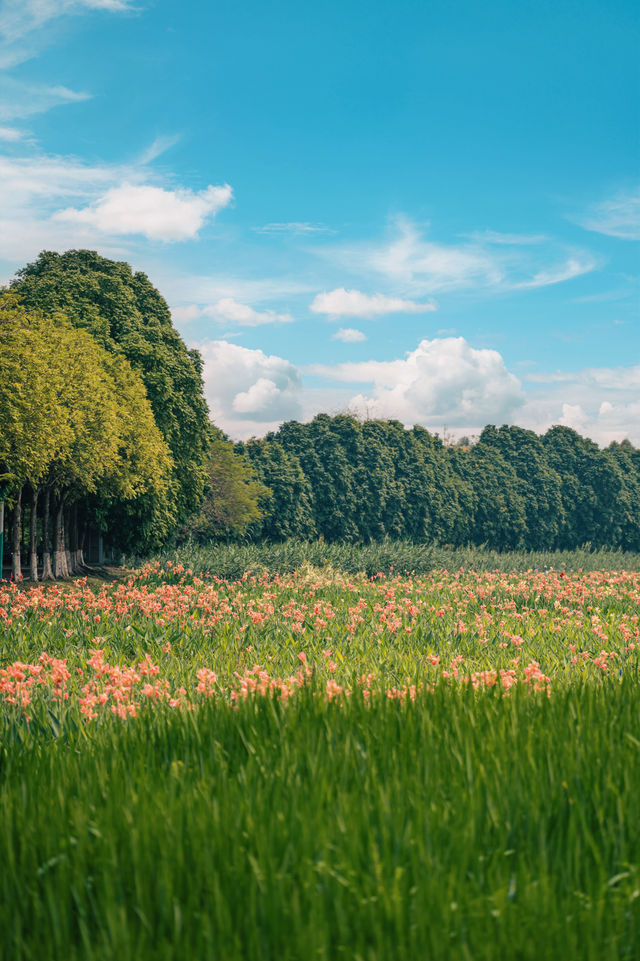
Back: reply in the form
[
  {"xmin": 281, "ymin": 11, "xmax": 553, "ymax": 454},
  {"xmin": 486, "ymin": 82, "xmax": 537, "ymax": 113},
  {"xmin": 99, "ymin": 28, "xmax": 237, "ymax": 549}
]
[{"xmin": 1, "ymin": 560, "xmax": 639, "ymax": 959}]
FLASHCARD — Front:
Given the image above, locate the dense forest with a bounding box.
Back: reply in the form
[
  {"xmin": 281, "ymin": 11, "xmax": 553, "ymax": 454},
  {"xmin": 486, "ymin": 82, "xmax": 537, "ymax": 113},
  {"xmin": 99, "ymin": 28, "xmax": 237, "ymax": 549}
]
[{"xmin": 1, "ymin": 249, "xmax": 639, "ymax": 581}]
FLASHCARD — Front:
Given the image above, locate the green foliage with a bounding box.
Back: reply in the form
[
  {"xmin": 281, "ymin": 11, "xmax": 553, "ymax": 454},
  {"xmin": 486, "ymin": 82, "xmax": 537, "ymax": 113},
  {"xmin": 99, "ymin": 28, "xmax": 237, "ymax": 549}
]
[
  {"xmin": 0, "ymin": 296, "xmax": 173, "ymax": 559},
  {"xmin": 135, "ymin": 540, "xmax": 640, "ymax": 580},
  {"xmin": 242, "ymin": 415, "xmax": 640, "ymax": 552},
  {"xmin": 239, "ymin": 437, "xmax": 316, "ymax": 541},
  {"xmin": 0, "ymin": 301, "xmax": 171, "ymax": 497},
  {"xmin": 0, "ymin": 298, "xmax": 71, "ymax": 497},
  {"xmin": 2, "ymin": 686, "xmax": 638, "ymax": 961},
  {"xmin": 183, "ymin": 433, "xmax": 270, "ymax": 542},
  {"xmin": 10, "ymin": 250, "xmax": 212, "ymax": 539}
]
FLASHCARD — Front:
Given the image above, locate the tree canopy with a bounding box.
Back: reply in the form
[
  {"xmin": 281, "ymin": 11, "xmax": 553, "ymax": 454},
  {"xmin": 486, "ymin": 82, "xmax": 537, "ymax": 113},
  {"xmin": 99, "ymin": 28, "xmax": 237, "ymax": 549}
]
[{"xmin": 10, "ymin": 250, "xmax": 212, "ymax": 538}]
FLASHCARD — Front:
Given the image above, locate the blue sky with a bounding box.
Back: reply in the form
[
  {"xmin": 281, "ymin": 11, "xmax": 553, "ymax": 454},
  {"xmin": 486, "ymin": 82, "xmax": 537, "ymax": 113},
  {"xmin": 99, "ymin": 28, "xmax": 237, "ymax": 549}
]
[{"xmin": 0, "ymin": 0, "xmax": 638, "ymax": 443}]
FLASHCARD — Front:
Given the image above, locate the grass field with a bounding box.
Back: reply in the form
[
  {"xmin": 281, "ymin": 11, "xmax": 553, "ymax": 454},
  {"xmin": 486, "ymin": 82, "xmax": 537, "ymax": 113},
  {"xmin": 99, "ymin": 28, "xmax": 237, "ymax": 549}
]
[{"xmin": 1, "ymin": 553, "xmax": 639, "ymax": 959}]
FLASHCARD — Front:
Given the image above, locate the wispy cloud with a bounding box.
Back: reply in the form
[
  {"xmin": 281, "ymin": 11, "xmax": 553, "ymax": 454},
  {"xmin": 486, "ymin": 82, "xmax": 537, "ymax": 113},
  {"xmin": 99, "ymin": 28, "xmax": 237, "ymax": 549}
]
[
  {"xmin": 175, "ymin": 297, "xmax": 294, "ymax": 327},
  {"xmin": 318, "ymin": 217, "xmax": 598, "ymax": 296},
  {"xmin": 0, "ymin": 1, "xmax": 134, "ymax": 42},
  {"xmin": 578, "ymin": 189, "xmax": 640, "ymax": 241},
  {"xmin": 136, "ymin": 134, "xmax": 180, "ymax": 165},
  {"xmin": 253, "ymin": 222, "xmax": 333, "ymax": 236},
  {"xmin": 0, "ymin": 77, "xmax": 90, "ymax": 120},
  {"xmin": 0, "ymin": 124, "xmax": 23, "ymax": 140},
  {"xmin": 465, "ymin": 230, "xmax": 548, "ymax": 245},
  {"xmin": 508, "ymin": 255, "xmax": 598, "ymax": 290},
  {"xmin": 310, "ymin": 287, "xmax": 437, "ymax": 319}
]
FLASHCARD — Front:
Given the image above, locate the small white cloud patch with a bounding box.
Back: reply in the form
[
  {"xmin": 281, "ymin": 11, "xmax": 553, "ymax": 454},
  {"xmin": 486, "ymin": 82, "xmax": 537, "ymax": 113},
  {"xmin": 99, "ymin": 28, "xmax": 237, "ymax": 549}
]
[
  {"xmin": 311, "ymin": 287, "xmax": 436, "ymax": 319},
  {"xmin": 579, "ymin": 189, "xmax": 640, "ymax": 241},
  {"xmin": 332, "ymin": 328, "xmax": 367, "ymax": 343}
]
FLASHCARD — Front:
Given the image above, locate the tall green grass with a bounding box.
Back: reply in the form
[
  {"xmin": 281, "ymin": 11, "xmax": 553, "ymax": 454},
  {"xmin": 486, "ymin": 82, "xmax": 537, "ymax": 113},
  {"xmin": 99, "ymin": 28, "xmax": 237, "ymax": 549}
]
[
  {"xmin": 128, "ymin": 539, "xmax": 640, "ymax": 579},
  {"xmin": 1, "ymin": 681, "xmax": 638, "ymax": 961}
]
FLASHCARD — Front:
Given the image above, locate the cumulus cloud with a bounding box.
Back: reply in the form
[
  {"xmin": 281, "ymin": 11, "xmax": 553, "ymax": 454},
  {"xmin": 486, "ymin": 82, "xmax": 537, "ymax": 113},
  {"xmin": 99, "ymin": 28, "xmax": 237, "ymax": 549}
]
[
  {"xmin": 198, "ymin": 340, "xmax": 304, "ymax": 435},
  {"xmin": 55, "ymin": 182, "xmax": 233, "ymax": 241},
  {"xmin": 579, "ymin": 189, "xmax": 640, "ymax": 241},
  {"xmin": 332, "ymin": 328, "xmax": 366, "ymax": 343},
  {"xmin": 310, "ymin": 287, "xmax": 436, "ymax": 319},
  {"xmin": 192, "ymin": 335, "xmax": 639, "ymax": 445},
  {"xmin": 520, "ymin": 364, "xmax": 640, "ymax": 445},
  {"xmin": 309, "ymin": 337, "xmax": 526, "ymax": 427}
]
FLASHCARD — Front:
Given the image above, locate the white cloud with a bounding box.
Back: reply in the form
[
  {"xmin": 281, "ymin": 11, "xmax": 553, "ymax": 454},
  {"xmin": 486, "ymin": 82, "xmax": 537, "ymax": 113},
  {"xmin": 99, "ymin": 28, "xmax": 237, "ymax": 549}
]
[
  {"xmin": 509, "ymin": 255, "xmax": 598, "ymax": 290},
  {"xmin": 0, "ymin": 124, "xmax": 23, "ymax": 140},
  {"xmin": 466, "ymin": 230, "xmax": 548, "ymax": 245},
  {"xmin": 253, "ymin": 222, "xmax": 332, "ymax": 235},
  {"xmin": 520, "ymin": 365, "xmax": 640, "ymax": 445},
  {"xmin": 193, "ymin": 335, "xmax": 639, "ymax": 445},
  {"xmin": 309, "ymin": 337, "xmax": 526, "ymax": 428},
  {"xmin": 332, "ymin": 328, "xmax": 366, "ymax": 343},
  {"xmin": 368, "ymin": 220, "xmax": 502, "ymax": 291},
  {"xmin": 55, "ymin": 182, "xmax": 233, "ymax": 241},
  {"xmin": 0, "ymin": 0, "xmax": 135, "ymax": 71},
  {"xmin": 198, "ymin": 340, "xmax": 304, "ymax": 435},
  {"xmin": 136, "ymin": 134, "xmax": 180, "ymax": 165},
  {"xmin": 321, "ymin": 217, "xmax": 597, "ymax": 295},
  {"xmin": 579, "ymin": 189, "xmax": 640, "ymax": 240},
  {"xmin": 0, "ymin": 153, "xmax": 113, "ymax": 206},
  {"xmin": 0, "ymin": 78, "xmax": 90, "ymax": 120},
  {"xmin": 0, "ymin": 0, "xmax": 133, "ymax": 43},
  {"xmin": 310, "ymin": 286, "xmax": 437, "ymax": 319},
  {"xmin": 171, "ymin": 299, "xmax": 294, "ymax": 327},
  {"xmin": 202, "ymin": 297, "xmax": 293, "ymax": 326}
]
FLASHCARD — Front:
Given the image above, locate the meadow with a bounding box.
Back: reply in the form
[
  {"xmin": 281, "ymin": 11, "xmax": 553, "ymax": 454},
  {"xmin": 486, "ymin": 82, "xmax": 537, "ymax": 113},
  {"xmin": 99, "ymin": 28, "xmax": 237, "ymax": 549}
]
[{"xmin": 1, "ymin": 550, "xmax": 639, "ymax": 959}]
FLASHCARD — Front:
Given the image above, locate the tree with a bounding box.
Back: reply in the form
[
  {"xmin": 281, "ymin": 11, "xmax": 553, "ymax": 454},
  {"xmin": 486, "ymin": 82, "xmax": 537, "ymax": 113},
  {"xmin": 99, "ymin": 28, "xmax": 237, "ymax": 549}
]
[
  {"xmin": 241, "ymin": 437, "xmax": 316, "ymax": 541},
  {"xmin": 475, "ymin": 425, "xmax": 563, "ymax": 550},
  {"xmin": 184, "ymin": 433, "xmax": 269, "ymax": 542},
  {"xmin": 9, "ymin": 250, "xmax": 212, "ymax": 549},
  {"xmin": 0, "ymin": 298, "xmax": 172, "ymax": 577}
]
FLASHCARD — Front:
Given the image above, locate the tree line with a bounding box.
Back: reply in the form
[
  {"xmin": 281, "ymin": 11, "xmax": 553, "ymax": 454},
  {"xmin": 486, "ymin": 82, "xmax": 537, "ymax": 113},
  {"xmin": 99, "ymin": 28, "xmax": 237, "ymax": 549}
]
[{"xmin": 234, "ymin": 415, "xmax": 640, "ymax": 552}]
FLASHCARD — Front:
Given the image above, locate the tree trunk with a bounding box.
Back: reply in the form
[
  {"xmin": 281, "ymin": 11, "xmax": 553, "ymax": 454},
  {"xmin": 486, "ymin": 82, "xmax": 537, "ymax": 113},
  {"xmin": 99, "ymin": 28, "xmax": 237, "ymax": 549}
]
[
  {"xmin": 64, "ymin": 506, "xmax": 73, "ymax": 575},
  {"xmin": 11, "ymin": 487, "xmax": 22, "ymax": 582},
  {"xmin": 41, "ymin": 488, "xmax": 53, "ymax": 580},
  {"xmin": 70, "ymin": 502, "xmax": 82, "ymax": 571},
  {"xmin": 30, "ymin": 486, "xmax": 39, "ymax": 582},
  {"xmin": 77, "ymin": 505, "xmax": 87, "ymax": 569},
  {"xmin": 53, "ymin": 496, "xmax": 69, "ymax": 579}
]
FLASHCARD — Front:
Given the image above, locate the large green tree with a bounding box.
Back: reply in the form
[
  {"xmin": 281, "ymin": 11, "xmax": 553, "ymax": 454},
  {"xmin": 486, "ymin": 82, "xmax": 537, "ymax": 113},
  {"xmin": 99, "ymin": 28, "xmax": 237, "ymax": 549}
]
[
  {"xmin": 0, "ymin": 299, "xmax": 172, "ymax": 578},
  {"xmin": 9, "ymin": 250, "xmax": 212, "ymax": 548}
]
